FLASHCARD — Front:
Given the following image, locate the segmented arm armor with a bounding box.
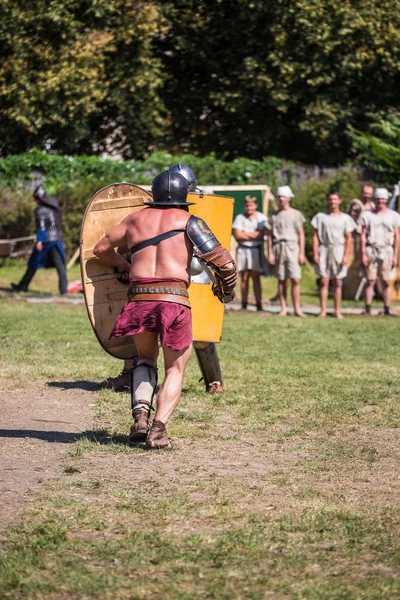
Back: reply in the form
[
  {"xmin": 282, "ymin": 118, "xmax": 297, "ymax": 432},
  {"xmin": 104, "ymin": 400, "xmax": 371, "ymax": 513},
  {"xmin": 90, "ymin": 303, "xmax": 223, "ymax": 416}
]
[{"xmin": 186, "ymin": 215, "xmax": 238, "ymax": 303}]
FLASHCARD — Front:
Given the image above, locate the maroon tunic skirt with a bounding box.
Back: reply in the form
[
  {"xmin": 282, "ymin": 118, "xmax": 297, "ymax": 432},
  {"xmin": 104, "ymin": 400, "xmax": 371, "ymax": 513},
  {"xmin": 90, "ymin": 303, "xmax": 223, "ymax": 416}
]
[{"xmin": 110, "ymin": 277, "xmax": 192, "ymax": 351}]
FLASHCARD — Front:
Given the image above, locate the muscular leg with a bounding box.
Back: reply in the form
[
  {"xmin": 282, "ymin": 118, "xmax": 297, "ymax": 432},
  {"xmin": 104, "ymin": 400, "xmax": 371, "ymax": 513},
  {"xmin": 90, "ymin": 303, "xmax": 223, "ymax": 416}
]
[
  {"xmin": 278, "ymin": 279, "xmax": 287, "ymax": 316},
  {"xmin": 154, "ymin": 344, "xmax": 192, "ymax": 424},
  {"xmin": 251, "ymin": 270, "xmax": 263, "ymax": 309},
  {"xmin": 318, "ymin": 277, "xmax": 329, "ymax": 317},
  {"xmin": 147, "ymin": 343, "xmax": 192, "ymax": 449},
  {"xmin": 129, "ymin": 332, "xmax": 159, "ymax": 443},
  {"xmin": 292, "ymin": 279, "xmax": 306, "ymax": 317},
  {"xmin": 332, "ymin": 278, "xmax": 343, "ymax": 319},
  {"xmin": 194, "ymin": 342, "xmax": 224, "ymax": 394},
  {"xmin": 240, "ymin": 270, "xmax": 250, "ymax": 308}
]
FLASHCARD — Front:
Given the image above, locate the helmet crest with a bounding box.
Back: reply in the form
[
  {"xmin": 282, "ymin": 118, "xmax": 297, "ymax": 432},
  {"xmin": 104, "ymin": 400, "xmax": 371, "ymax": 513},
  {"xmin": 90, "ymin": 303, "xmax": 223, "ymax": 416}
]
[{"xmin": 168, "ymin": 163, "xmax": 197, "ymax": 192}]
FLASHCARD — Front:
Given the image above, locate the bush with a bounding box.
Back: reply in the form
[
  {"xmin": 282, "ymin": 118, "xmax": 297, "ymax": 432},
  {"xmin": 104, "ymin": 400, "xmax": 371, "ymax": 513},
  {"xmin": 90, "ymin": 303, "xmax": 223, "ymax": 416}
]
[
  {"xmin": 0, "ymin": 187, "xmax": 34, "ymax": 240},
  {"xmin": 0, "ymin": 150, "xmax": 281, "ymax": 192},
  {"xmin": 0, "ymin": 150, "xmax": 281, "ymax": 259}
]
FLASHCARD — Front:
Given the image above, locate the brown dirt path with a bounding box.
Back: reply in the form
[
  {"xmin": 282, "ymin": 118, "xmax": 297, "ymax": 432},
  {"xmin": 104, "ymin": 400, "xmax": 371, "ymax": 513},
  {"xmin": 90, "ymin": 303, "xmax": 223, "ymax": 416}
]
[{"xmin": 0, "ymin": 378, "xmax": 94, "ymax": 530}]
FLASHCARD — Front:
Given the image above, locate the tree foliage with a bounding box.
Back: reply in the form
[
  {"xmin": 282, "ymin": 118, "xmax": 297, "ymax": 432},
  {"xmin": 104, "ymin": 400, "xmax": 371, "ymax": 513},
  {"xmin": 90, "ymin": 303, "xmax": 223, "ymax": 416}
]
[
  {"xmin": 1, "ymin": 1, "xmax": 400, "ymax": 164},
  {"xmin": 157, "ymin": 0, "xmax": 400, "ymax": 164},
  {"xmin": 0, "ymin": 0, "xmax": 166, "ymax": 157},
  {"xmin": 348, "ymin": 114, "xmax": 400, "ymax": 179}
]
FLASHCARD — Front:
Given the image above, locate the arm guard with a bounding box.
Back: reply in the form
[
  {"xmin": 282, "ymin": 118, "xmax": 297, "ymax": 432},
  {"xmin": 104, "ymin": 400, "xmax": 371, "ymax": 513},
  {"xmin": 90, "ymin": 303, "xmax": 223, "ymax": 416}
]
[{"xmin": 186, "ymin": 215, "xmax": 238, "ymax": 304}]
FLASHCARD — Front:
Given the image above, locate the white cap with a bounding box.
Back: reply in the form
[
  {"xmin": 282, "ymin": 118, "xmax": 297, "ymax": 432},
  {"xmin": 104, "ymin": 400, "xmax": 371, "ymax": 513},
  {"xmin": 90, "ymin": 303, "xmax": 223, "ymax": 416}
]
[
  {"xmin": 277, "ymin": 185, "xmax": 294, "ymax": 198},
  {"xmin": 374, "ymin": 188, "xmax": 389, "ymax": 200}
]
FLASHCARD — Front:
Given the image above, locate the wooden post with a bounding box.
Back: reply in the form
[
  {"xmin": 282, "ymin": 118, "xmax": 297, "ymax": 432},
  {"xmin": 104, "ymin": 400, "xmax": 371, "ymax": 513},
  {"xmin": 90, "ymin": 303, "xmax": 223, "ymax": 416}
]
[{"xmin": 67, "ymin": 247, "xmax": 80, "ymax": 270}]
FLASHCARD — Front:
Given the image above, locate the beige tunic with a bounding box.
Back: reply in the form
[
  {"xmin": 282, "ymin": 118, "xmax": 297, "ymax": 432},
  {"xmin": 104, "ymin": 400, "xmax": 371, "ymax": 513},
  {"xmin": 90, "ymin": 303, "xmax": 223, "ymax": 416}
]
[
  {"xmin": 311, "ymin": 212, "xmax": 356, "ymax": 279},
  {"xmin": 360, "ymin": 209, "xmax": 400, "ymax": 281},
  {"xmin": 232, "ymin": 211, "xmax": 268, "ymax": 273},
  {"xmin": 269, "ymin": 209, "xmax": 306, "ymax": 280}
]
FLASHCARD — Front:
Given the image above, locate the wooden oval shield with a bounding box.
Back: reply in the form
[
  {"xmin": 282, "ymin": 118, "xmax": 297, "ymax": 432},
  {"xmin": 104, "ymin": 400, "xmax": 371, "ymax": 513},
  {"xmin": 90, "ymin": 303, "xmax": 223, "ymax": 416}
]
[
  {"xmin": 80, "ymin": 183, "xmax": 234, "ymax": 359},
  {"xmin": 80, "ymin": 183, "xmax": 151, "ymax": 359}
]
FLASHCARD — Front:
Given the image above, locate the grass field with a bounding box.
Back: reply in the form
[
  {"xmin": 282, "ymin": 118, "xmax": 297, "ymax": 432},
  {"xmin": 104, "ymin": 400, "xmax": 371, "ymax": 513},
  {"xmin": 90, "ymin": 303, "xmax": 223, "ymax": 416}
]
[
  {"xmin": 1, "ymin": 258, "xmax": 398, "ymax": 310},
  {"xmin": 0, "ymin": 264, "xmax": 399, "ymax": 599}
]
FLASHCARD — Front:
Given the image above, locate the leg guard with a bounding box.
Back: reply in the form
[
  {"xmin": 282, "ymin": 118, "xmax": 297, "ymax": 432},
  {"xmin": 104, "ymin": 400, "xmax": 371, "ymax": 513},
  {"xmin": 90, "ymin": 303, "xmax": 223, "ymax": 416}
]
[
  {"xmin": 194, "ymin": 342, "xmax": 224, "ymax": 394},
  {"xmin": 130, "ymin": 359, "xmax": 158, "ymax": 415},
  {"xmin": 129, "ymin": 359, "xmax": 158, "ymax": 444}
]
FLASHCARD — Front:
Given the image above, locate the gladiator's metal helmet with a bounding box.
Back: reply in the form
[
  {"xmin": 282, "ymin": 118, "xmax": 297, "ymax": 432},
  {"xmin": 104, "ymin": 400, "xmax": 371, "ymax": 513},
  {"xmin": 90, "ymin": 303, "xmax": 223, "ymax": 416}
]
[
  {"xmin": 168, "ymin": 163, "xmax": 197, "ymax": 192},
  {"xmin": 145, "ymin": 171, "xmax": 196, "ymax": 207},
  {"xmin": 33, "ymin": 184, "xmax": 46, "ymax": 200},
  {"xmin": 33, "ymin": 184, "xmax": 59, "ymax": 209}
]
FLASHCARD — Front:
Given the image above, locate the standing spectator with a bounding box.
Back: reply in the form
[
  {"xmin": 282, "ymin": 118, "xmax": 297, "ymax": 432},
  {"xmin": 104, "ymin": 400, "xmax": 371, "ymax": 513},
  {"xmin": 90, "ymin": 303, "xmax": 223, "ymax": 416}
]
[
  {"xmin": 232, "ymin": 195, "xmax": 267, "ymax": 311},
  {"xmin": 268, "ymin": 186, "xmax": 306, "ymax": 317},
  {"xmin": 11, "ymin": 185, "xmax": 68, "ymax": 295},
  {"xmin": 312, "ymin": 192, "xmax": 356, "ymax": 318},
  {"xmin": 361, "ymin": 185, "xmax": 375, "ymax": 211},
  {"xmin": 361, "ymin": 188, "xmax": 400, "ymax": 316},
  {"xmin": 348, "ymin": 199, "xmax": 364, "ymax": 233}
]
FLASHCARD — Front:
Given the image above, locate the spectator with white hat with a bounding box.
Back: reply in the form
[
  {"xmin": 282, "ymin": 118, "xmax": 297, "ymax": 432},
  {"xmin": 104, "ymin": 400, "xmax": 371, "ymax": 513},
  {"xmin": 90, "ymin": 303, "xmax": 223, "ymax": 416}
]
[
  {"xmin": 360, "ymin": 187, "xmax": 400, "ymax": 316},
  {"xmin": 268, "ymin": 185, "xmax": 306, "ymax": 317}
]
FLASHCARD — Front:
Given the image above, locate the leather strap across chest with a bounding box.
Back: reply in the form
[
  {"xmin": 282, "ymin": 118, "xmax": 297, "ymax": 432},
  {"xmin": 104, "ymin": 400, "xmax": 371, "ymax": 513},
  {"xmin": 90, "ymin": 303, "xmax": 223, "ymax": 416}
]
[{"xmin": 130, "ymin": 229, "xmax": 186, "ymax": 254}]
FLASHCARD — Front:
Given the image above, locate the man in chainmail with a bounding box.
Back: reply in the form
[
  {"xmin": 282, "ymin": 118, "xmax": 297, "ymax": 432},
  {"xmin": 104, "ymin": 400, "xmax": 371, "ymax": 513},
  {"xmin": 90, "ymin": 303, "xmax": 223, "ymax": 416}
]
[{"xmin": 11, "ymin": 185, "xmax": 68, "ymax": 295}]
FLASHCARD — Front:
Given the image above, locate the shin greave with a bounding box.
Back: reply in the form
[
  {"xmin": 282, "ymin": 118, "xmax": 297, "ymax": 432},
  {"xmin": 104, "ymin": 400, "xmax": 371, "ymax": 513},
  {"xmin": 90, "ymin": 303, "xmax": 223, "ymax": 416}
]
[{"xmin": 130, "ymin": 359, "xmax": 158, "ymax": 416}]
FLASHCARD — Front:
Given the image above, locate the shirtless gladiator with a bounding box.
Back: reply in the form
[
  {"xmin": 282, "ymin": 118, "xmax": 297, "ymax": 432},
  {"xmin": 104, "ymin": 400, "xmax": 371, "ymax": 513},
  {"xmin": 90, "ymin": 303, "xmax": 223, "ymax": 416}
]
[{"xmin": 93, "ymin": 172, "xmax": 237, "ymax": 449}]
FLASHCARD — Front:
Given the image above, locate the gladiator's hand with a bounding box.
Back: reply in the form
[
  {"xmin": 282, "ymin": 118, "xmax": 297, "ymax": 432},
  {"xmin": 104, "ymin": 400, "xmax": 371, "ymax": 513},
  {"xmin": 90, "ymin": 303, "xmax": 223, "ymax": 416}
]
[
  {"xmin": 212, "ymin": 280, "xmax": 236, "ymax": 304},
  {"xmin": 341, "ymin": 255, "xmax": 348, "ymax": 266},
  {"xmin": 36, "ymin": 241, "xmax": 43, "ymax": 252},
  {"xmin": 269, "ymin": 254, "xmax": 276, "ymax": 266},
  {"xmin": 298, "ymin": 253, "xmax": 305, "ymax": 265},
  {"xmin": 115, "ymin": 263, "xmax": 130, "ymax": 284},
  {"xmin": 313, "ymin": 254, "xmax": 320, "ymax": 266},
  {"xmin": 362, "ymin": 254, "xmax": 369, "ymax": 268},
  {"xmin": 392, "ymin": 256, "xmax": 398, "ymax": 268}
]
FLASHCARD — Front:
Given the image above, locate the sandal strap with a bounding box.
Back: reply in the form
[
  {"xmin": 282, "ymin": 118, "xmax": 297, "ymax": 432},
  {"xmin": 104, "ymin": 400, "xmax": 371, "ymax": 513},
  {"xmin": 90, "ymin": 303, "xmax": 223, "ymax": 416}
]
[{"xmin": 151, "ymin": 420, "xmax": 166, "ymax": 432}]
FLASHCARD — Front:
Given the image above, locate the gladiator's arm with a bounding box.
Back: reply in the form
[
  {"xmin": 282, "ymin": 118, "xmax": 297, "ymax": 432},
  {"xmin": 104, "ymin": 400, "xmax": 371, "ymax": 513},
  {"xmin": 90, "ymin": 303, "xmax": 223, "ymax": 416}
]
[
  {"xmin": 187, "ymin": 215, "xmax": 238, "ymax": 304},
  {"xmin": 93, "ymin": 218, "xmax": 130, "ymax": 272}
]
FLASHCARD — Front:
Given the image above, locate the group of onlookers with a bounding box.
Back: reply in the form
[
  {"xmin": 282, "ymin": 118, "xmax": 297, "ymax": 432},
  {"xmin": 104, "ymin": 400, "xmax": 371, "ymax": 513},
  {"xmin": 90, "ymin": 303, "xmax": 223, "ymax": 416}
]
[{"xmin": 232, "ymin": 184, "xmax": 400, "ymax": 317}]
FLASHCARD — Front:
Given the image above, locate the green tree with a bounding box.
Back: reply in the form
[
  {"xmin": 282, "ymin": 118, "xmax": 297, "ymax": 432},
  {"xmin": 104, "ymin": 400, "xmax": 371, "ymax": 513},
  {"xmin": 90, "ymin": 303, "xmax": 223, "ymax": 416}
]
[
  {"xmin": 348, "ymin": 113, "xmax": 400, "ymax": 179},
  {"xmin": 157, "ymin": 0, "xmax": 400, "ymax": 164},
  {"xmin": 0, "ymin": 0, "xmax": 167, "ymax": 157}
]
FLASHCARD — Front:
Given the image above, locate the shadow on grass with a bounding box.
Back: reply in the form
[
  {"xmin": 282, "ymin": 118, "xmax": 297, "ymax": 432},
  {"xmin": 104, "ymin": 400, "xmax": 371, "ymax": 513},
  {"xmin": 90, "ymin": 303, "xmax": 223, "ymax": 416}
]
[
  {"xmin": 0, "ymin": 286, "xmax": 53, "ymax": 296},
  {"xmin": 0, "ymin": 428, "xmax": 130, "ymax": 446},
  {"xmin": 47, "ymin": 380, "xmax": 102, "ymax": 392}
]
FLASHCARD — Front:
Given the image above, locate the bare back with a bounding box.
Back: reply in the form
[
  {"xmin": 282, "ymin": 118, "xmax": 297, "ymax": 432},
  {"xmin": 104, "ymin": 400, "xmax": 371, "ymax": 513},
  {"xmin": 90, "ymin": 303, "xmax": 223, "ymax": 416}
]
[{"xmin": 126, "ymin": 207, "xmax": 193, "ymax": 283}]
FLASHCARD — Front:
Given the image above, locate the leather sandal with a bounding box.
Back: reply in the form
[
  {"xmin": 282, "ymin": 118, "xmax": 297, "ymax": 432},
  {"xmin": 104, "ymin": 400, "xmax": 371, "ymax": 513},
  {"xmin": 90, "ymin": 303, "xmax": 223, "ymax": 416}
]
[
  {"xmin": 129, "ymin": 402, "xmax": 151, "ymax": 444},
  {"xmin": 146, "ymin": 420, "xmax": 171, "ymax": 449},
  {"xmin": 102, "ymin": 368, "xmax": 131, "ymax": 392}
]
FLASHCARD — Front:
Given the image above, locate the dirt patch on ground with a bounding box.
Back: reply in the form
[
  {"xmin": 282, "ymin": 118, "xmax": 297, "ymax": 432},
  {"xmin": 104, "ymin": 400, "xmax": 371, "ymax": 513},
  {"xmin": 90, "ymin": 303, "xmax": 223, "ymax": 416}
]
[
  {"xmin": 0, "ymin": 378, "xmax": 94, "ymax": 530},
  {"xmin": 1, "ymin": 378, "xmax": 399, "ymax": 536}
]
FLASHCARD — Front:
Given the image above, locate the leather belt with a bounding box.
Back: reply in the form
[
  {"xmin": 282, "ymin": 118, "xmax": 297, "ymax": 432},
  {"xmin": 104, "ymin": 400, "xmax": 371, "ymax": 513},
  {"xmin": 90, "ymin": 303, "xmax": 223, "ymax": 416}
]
[{"xmin": 127, "ymin": 281, "xmax": 191, "ymax": 308}]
